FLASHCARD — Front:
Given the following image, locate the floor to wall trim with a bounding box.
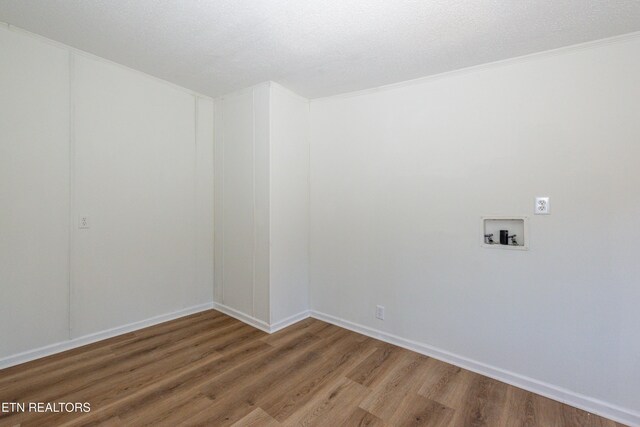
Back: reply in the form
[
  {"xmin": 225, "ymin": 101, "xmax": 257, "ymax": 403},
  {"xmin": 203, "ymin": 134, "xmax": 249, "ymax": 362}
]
[
  {"xmin": 309, "ymin": 310, "xmax": 640, "ymax": 427},
  {"xmin": 211, "ymin": 302, "xmax": 310, "ymax": 333},
  {"xmin": 0, "ymin": 302, "xmax": 308, "ymax": 371},
  {"xmin": 212, "ymin": 302, "xmax": 271, "ymax": 333},
  {"xmin": 0, "ymin": 302, "xmax": 214, "ymax": 370},
  {"xmin": 269, "ymin": 310, "xmax": 311, "ymax": 333},
  {"xmin": 2, "ymin": 303, "xmax": 636, "ymax": 425}
]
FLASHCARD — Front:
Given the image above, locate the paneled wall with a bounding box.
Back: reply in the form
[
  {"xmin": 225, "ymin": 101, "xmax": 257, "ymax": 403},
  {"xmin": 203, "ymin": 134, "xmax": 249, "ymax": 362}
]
[
  {"xmin": 214, "ymin": 82, "xmax": 309, "ymax": 327},
  {"xmin": 214, "ymin": 84, "xmax": 271, "ymax": 323},
  {"xmin": 0, "ymin": 24, "xmax": 71, "ymax": 358},
  {"xmin": 0, "ymin": 25, "xmax": 214, "ymax": 364}
]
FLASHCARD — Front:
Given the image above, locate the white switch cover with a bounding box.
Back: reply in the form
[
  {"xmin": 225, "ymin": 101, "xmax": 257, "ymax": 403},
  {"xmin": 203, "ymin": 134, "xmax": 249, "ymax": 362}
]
[
  {"xmin": 535, "ymin": 197, "xmax": 550, "ymax": 215},
  {"xmin": 79, "ymin": 216, "xmax": 90, "ymax": 229},
  {"xmin": 376, "ymin": 305, "xmax": 385, "ymax": 320}
]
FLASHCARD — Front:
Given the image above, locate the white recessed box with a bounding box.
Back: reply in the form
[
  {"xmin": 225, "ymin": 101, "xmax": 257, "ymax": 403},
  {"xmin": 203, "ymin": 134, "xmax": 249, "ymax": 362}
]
[{"xmin": 481, "ymin": 216, "xmax": 529, "ymax": 250}]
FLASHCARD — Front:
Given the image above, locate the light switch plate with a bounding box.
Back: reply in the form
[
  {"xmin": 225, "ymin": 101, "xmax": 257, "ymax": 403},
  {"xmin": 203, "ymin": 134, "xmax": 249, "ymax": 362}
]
[{"xmin": 535, "ymin": 197, "xmax": 550, "ymax": 215}]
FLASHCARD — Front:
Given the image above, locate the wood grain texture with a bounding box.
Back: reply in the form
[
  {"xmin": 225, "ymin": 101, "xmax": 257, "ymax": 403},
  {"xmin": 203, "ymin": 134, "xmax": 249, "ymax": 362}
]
[{"xmin": 0, "ymin": 310, "xmax": 626, "ymax": 426}]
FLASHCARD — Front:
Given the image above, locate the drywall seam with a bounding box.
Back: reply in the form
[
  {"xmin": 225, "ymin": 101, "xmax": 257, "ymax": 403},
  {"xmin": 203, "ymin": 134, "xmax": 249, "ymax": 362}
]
[
  {"xmin": 0, "ymin": 303, "xmax": 214, "ymax": 370},
  {"xmin": 194, "ymin": 95, "xmax": 199, "ymax": 305},
  {"xmin": 208, "ymin": 97, "xmax": 215, "ymax": 304},
  {"xmin": 311, "ymin": 30, "xmax": 640, "ymax": 102},
  {"xmin": 251, "ymin": 87, "xmax": 257, "ymax": 318},
  {"xmin": 309, "ymin": 310, "xmax": 640, "ymax": 427},
  {"xmin": 220, "ymin": 100, "xmax": 225, "ymax": 306},
  {"xmin": 267, "ymin": 82, "xmax": 273, "ymax": 325},
  {"xmin": 67, "ymin": 51, "xmax": 75, "ymax": 340},
  {"xmin": 306, "ymin": 98, "xmax": 312, "ymax": 313}
]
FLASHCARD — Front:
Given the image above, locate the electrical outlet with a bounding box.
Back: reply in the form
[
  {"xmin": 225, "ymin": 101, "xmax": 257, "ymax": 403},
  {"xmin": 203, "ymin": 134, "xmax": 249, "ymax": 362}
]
[
  {"xmin": 535, "ymin": 197, "xmax": 550, "ymax": 215},
  {"xmin": 376, "ymin": 305, "xmax": 385, "ymax": 320},
  {"xmin": 79, "ymin": 216, "xmax": 90, "ymax": 229}
]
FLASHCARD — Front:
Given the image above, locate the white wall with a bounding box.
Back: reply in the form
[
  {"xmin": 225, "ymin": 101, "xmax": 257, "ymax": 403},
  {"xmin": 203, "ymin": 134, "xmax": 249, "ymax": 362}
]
[
  {"xmin": 270, "ymin": 83, "xmax": 310, "ymax": 324},
  {"xmin": 0, "ymin": 24, "xmax": 70, "ymax": 358},
  {"xmin": 309, "ymin": 35, "xmax": 640, "ymax": 419},
  {"xmin": 214, "ymin": 82, "xmax": 309, "ymax": 326},
  {"xmin": 72, "ymin": 55, "xmax": 213, "ymax": 336},
  {"xmin": 0, "ymin": 25, "xmax": 214, "ymax": 363},
  {"xmin": 214, "ymin": 84, "xmax": 271, "ymax": 323},
  {"xmin": 196, "ymin": 97, "xmax": 215, "ymax": 309}
]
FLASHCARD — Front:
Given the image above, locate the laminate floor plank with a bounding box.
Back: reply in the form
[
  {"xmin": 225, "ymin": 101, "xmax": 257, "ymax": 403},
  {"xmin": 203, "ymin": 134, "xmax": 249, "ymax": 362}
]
[
  {"xmin": 0, "ymin": 310, "xmax": 221, "ymax": 387},
  {"xmin": 61, "ymin": 340, "xmax": 274, "ymax": 426},
  {"xmin": 0, "ymin": 311, "xmax": 626, "ymax": 427},
  {"xmin": 359, "ymin": 351, "xmax": 433, "ymax": 420},
  {"xmin": 283, "ymin": 377, "xmax": 371, "ymax": 426},
  {"xmin": 261, "ymin": 337, "xmax": 378, "ymax": 422},
  {"xmin": 178, "ymin": 345, "xmax": 325, "ymax": 425},
  {"xmin": 418, "ymin": 362, "xmax": 481, "ymax": 410},
  {"xmin": 123, "ymin": 333, "xmax": 323, "ymax": 426},
  {"xmin": 495, "ymin": 385, "xmax": 537, "ymax": 427},
  {"xmin": 447, "ymin": 375, "xmax": 509, "ymax": 427},
  {"xmin": 231, "ymin": 407, "xmax": 280, "ymax": 427},
  {"xmin": 346, "ymin": 343, "xmax": 406, "ymax": 388},
  {"xmin": 341, "ymin": 407, "xmax": 385, "ymax": 427},
  {"xmin": 0, "ymin": 316, "xmax": 240, "ymax": 401},
  {"xmin": 387, "ymin": 394, "xmax": 454, "ymax": 427},
  {"xmin": 0, "ymin": 319, "xmax": 243, "ymax": 416}
]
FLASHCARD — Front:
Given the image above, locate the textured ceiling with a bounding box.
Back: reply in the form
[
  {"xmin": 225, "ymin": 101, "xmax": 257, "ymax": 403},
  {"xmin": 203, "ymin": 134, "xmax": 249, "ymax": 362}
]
[{"xmin": 1, "ymin": 1, "xmax": 639, "ymax": 98}]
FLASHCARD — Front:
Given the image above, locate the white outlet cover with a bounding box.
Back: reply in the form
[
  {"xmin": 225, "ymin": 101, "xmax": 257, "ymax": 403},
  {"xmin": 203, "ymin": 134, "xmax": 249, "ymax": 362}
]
[
  {"xmin": 535, "ymin": 197, "xmax": 550, "ymax": 215},
  {"xmin": 79, "ymin": 216, "xmax": 90, "ymax": 229}
]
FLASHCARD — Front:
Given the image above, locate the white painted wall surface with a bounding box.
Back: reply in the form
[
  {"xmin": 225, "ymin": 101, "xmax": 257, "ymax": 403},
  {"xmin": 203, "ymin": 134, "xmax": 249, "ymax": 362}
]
[
  {"xmin": 0, "ymin": 25, "xmax": 70, "ymax": 358},
  {"xmin": 72, "ymin": 55, "xmax": 201, "ymax": 336},
  {"xmin": 214, "ymin": 82, "xmax": 309, "ymax": 326},
  {"xmin": 196, "ymin": 97, "xmax": 215, "ymax": 305},
  {"xmin": 309, "ymin": 36, "xmax": 640, "ymax": 416},
  {"xmin": 214, "ymin": 84, "xmax": 271, "ymax": 323},
  {"xmin": 270, "ymin": 83, "xmax": 310, "ymax": 323},
  {"xmin": 253, "ymin": 85, "xmax": 272, "ymax": 323},
  {"xmin": 0, "ymin": 26, "xmax": 214, "ymax": 363}
]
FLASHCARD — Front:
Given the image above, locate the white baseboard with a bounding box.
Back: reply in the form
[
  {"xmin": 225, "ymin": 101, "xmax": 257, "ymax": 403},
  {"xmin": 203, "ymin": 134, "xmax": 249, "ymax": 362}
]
[
  {"xmin": 3, "ymin": 302, "xmax": 635, "ymax": 426},
  {"xmin": 270, "ymin": 310, "xmax": 311, "ymax": 333},
  {"xmin": 212, "ymin": 302, "xmax": 272, "ymax": 333},
  {"xmin": 0, "ymin": 302, "xmax": 214, "ymax": 370},
  {"xmin": 211, "ymin": 303, "xmax": 310, "ymax": 334},
  {"xmin": 309, "ymin": 310, "xmax": 640, "ymax": 427},
  {"xmin": 0, "ymin": 301, "xmax": 308, "ymax": 371}
]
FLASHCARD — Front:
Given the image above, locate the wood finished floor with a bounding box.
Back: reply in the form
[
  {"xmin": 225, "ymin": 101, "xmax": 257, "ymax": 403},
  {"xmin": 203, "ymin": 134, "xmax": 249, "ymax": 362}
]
[{"xmin": 0, "ymin": 310, "xmax": 625, "ymax": 427}]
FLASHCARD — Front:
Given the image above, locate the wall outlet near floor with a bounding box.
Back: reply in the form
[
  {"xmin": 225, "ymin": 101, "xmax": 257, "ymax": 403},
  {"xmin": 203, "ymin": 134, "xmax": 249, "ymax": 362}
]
[
  {"xmin": 79, "ymin": 216, "xmax": 90, "ymax": 229},
  {"xmin": 376, "ymin": 305, "xmax": 385, "ymax": 320}
]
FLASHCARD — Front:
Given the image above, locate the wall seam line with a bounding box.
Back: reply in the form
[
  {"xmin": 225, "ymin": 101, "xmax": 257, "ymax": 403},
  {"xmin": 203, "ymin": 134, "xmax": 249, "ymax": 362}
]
[
  {"xmin": 220, "ymin": 101, "xmax": 225, "ymax": 305},
  {"xmin": 194, "ymin": 96, "xmax": 199, "ymax": 307},
  {"xmin": 306, "ymin": 100, "xmax": 312, "ymax": 312},
  {"xmin": 267, "ymin": 83, "xmax": 272, "ymax": 324},
  {"xmin": 67, "ymin": 51, "xmax": 76, "ymax": 339},
  {"xmin": 252, "ymin": 89, "xmax": 256, "ymax": 318}
]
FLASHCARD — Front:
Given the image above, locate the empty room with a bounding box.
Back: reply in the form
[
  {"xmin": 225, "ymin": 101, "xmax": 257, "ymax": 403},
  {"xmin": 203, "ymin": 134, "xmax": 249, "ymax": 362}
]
[{"xmin": 1, "ymin": 1, "xmax": 639, "ymax": 426}]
